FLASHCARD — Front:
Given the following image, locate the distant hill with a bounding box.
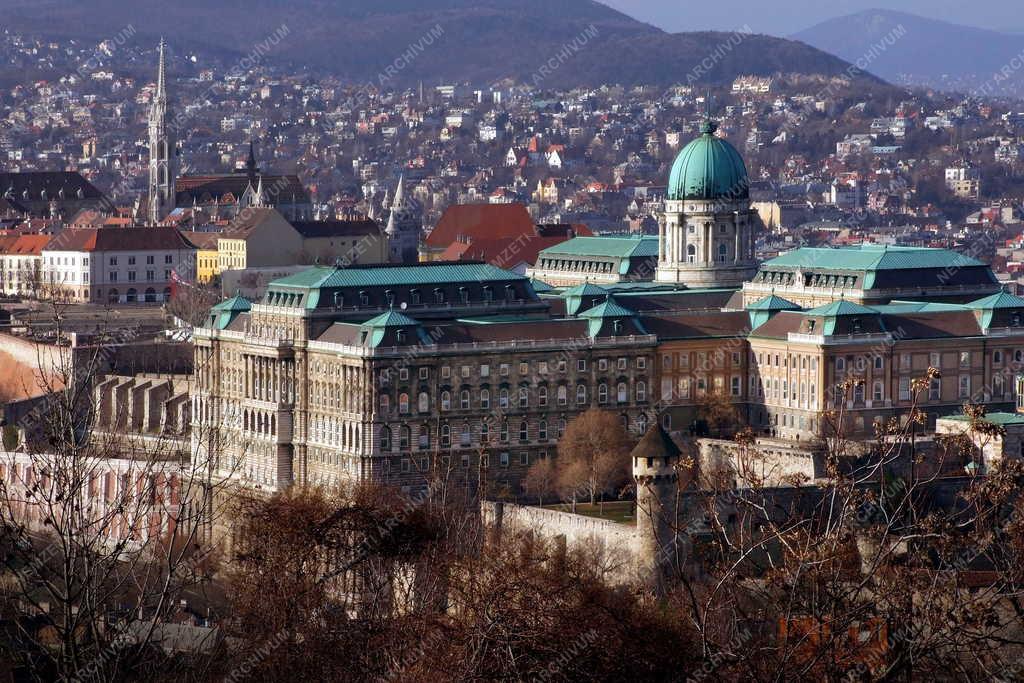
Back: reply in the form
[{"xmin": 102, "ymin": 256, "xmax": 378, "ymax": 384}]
[
  {"xmin": 793, "ymin": 9, "xmax": 1024, "ymax": 97},
  {"xmin": 0, "ymin": 0, "xmax": 882, "ymax": 88}
]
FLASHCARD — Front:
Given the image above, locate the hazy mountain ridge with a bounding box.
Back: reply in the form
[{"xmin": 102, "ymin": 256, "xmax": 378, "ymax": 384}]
[
  {"xmin": 793, "ymin": 9, "xmax": 1024, "ymax": 97},
  {"xmin": 0, "ymin": 0, "xmax": 881, "ymax": 87}
]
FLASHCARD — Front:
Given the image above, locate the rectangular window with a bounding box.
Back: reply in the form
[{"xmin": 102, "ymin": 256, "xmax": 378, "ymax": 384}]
[
  {"xmin": 539, "ymin": 361, "xmax": 548, "ymax": 374},
  {"xmin": 930, "ymin": 352, "xmax": 941, "ymax": 369},
  {"xmin": 662, "ymin": 354, "xmax": 672, "ymax": 369},
  {"xmin": 500, "ymin": 363, "xmax": 509, "ymax": 376},
  {"xmin": 441, "ymin": 366, "xmax": 451, "ymax": 379},
  {"xmin": 480, "ymin": 364, "xmax": 490, "ymax": 377},
  {"xmin": 419, "ymin": 367, "xmax": 429, "ymax": 380},
  {"xmin": 873, "ymin": 356, "xmax": 883, "ymax": 370},
  {"xmin": 461, "ymin": 365, "xmax": 470, "ymax": 378},
  {"xmin": 929, "ymin": 378, "xmax": 940, "ymax": 401},
  {"xmin": 637, "ymin": 357, "xmax": 646, "ymax": 370},
  {"xmin": 146, "ymin": 255, "xmax": 154, "ymax": 265},
  {"xmin": 600, "ymin": 358, "xmax": 608, "ymax": 371},
  {"xmin": 731, "ymin": 376, "xmax": 741, "ymax": 396},
  {"xmin": 499, "ymin": 452, "xmax": 509, "ymax": 468},
  {"xmin": 399, "ymin": 368, "xmax": 409, "ymax": 381},
  {"xmin": 617, "ymin": 357, "xmax": 627, "ymax": 370},
  {"xmin": 959, "ymin": 375, "xmax": 970, "ymax": 398},
  {"xmin": 959, "ymin": 352, "xmax": 970, "ymax": 369},
  {"xmin": 165, "ymin": 254, "xmax": 173, "ymax": 264},
  {"xmin": 901, "ymin": 353, "xmax": 911, "ymax": 369},
  {"xmin": 577, "ymin": 359, "xmax": 586, "ymax": 372},
  {"xmin": 899, "ymin": 376, "xmax": 911, "ymax": 401}
]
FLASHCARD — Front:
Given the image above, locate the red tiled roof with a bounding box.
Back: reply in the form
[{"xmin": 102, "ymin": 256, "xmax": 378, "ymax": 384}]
[
  {"xmin": 426, "ymin": 203, "xmax": 535, "ymax": 249},
  {"xmin": 44, "ymin": 227, "xmax": 196, "ymax": 252}
]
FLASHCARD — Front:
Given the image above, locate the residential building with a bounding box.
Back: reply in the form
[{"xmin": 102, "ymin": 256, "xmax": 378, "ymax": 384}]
[{"xmin": 41, "ymin": 227, "xmax": 197, "ymax": 303}]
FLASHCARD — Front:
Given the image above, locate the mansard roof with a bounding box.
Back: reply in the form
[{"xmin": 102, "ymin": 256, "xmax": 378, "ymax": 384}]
[
  {"xmin": 540, "ymin": 234, "xmax": 659, "ymax": 259},
  {"xmin": 764, "ymin": 244, "xmax": 985, "ymax": 272}
]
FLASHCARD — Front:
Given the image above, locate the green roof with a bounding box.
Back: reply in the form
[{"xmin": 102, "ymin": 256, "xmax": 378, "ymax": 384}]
[
  {"xmin": 271, "ymin": 262, "xmax": 526, "ymax": 290},
  {"xmin": 360, "ymin": 310, "xmax": 420, "ymax": 328},
  {"xmin": 562, "ymin": 282, "xmax": 610, "ymax": 297},
  {"xmin": 529, "ymin": 277, "xmax": 555, "ymax": 293},
  {"xmin": 211, "ymin": 294, "xmax": 251, "ymax": 312},
  {"xmin": 805, "ymin": 300, "xmax": 878, "ymax": 317},
  {"xmin": 668, "ymin": 119, "xmax": 749, "ymax": 201},
  {"xmin": 869, "ymin": 301, "xmax": 970, "ymax": 314},
  {"xmin": 763, "ymin": 244, "xmax": 985, "ymax": 272},
  {"xmin": 539, "ymin": 235, "xmax": 658, "ymax": 259},
  {"xmin": 747, "ymin": 294, "xmax": 800, "ymax": 311},
  {"xmin": 944, "ymin": 412, "xmax": 1024, "ymax": 427},
  {"xmin": 579, "ymin": 296, "xmax": 637, "ymax": 319},
  {"xmin": 967, "ymin": 291, "xmax": 1024, "ymax": 310},
  {"xmin": 209, "ymin": 294, "xmax": 251, "ymax": 330}
]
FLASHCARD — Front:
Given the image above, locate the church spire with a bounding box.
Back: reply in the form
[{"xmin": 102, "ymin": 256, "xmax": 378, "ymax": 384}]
[
  {"xmin": 156, "ymin": 37, "xmax": 167, "ymax": 99},
  {"xmin": 148, "ymin": 39, "xmax": 176, "ymax": 224}
]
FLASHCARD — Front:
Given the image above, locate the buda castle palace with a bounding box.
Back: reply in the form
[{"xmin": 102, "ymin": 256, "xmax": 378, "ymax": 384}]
[{"xmin": 192, "ymin": 117, "xmax": 1024, "ymax": 495}]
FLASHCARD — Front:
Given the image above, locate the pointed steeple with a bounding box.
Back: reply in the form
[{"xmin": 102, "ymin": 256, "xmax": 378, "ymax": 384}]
[
  {"xmin": 156, "ymin": 38, "xmax": 167, "ymax": 99},
  {"xmin": 254, "ymin": 175, "xmax": 265, "ymax": 207},
  {"xmin": 392, "ymin": 173, "xmax": 406, "ymax": 209},
  {"xmin": 148, "ymin": 38, "xmax": 175, "ymax": 224}
]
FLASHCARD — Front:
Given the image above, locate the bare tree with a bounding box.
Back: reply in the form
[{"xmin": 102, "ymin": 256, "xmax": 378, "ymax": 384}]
[
  {"xmin": 556, "ymin": 408, "xmax": 632, "ymax": 510},
  {"xmin": 0, "ymin": 301, "xmax": 239, "ymax": 681},
  {"xmin": 522, "ymin": 457, "xmax": 557, "ymax": 506}
]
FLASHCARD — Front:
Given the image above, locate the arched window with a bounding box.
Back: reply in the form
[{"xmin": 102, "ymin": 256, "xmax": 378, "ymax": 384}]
[
  {"xmin": 460, "ymin": 390, "xmax": 470, "ymax": 410},
  {"xmin": 480, "ymin": 421, "xmax": 490, "ymax": 443},
  {"xmin": 480, "ymin": 388, "xmax": 490, "ymax": 409},
  {"xmin": 872, "ymin": 381, "xmax": 883, "ymax": 402},
  {"xmin": 537, "ymin": 386, "xmax": 548, "ymax": 406},
  {"xmin": 399, "ymin": 393, "xmax": 410, "ymax": 414},
  {"xmin": 686, "ymin": 244, "xmax": 696, "ymax": 263},
  {"xmin": 854, "ymin": 382, "xmax": 865, "ymax": 403},
  {"xmin": 499, "ymin": 388, "xmax": 509, "ymax": 408},
  {"xmin": 441, "ymin": 391, "xmax": 451, "ymax": 411},
  {"xmin": 380, "ymin": 426, "xmax": 391, "ymax": 451},
  {"xmin": 718, "ymin": 243, "xmax": 728, "ymax": 262},
  {"xmin": 500, "ymin": 421, "xmax": 509, "ymax": 442},
  {"xmin": 598, "ymin": 383, "xmax": 608, "ymax": 403},
  {"xmin": 576, "ymin": 384, "xmax": 587, "ymax": 405},
  {"xmin": 539, "ymin": 420, "xmax": 548, "ymax": 440},
  {"xmin": 636, "ymin": 381, "xmax": 646, "ymax": 402},
  {"xmin": 418, "ymin": 392, "xmax": 429, "ymax": 412},
  {"xmin": 519, "ymin": 387, "xmax": 529, "ymax": 408},
  {"xmin": 519, "ymin": 421, "xmax": 528, "ymax": 442},
  {"xmin": 400, "ymin": 426, "xmax": 410, "ymax": 449},
  {"xmin": 380, "ymin": 394, "xmax": 390, "ymax": 413},
  {"xmin": 557, "ymin": 385, "xmax": 567, "ymax": 406},
  {"xmin": 637, "ymin": 413, "xmax": 648, "ymax": 433},
  {"xmin": 461, "ymin": 423, "xmax": 471, "ymax": 446},
  {"xmin": 617, "ymin": 382, "xmax": 628, "ymax": 403},
  {"xmin": 440, "ymin": 424, "xmax": 451, "ymax": 447},
  {"xmin": 418, "ymin": 425, "xmax": 430, "ymax": 450}
]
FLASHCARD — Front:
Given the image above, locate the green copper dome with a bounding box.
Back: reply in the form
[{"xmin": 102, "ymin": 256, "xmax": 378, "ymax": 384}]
[{"xmin": 668, "ymin": 120, "xmax": 749, "ymax": 201}]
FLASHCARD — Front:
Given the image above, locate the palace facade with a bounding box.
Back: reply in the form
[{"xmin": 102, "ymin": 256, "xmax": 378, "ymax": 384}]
[{"xmin": 192, "ymin": 119, "xmax": 1024, "ymax": 496}]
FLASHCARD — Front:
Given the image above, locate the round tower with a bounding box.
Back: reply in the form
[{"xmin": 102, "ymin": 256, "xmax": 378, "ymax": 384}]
[{"xmin": 632, "ymin": 423, "xmax": 682, "ymax": 591}]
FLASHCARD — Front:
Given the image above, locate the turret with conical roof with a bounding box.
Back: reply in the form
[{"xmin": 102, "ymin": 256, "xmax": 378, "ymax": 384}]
[{"xmin": 632, "ymin": 422, "xmax": 683, "ymax": 592}]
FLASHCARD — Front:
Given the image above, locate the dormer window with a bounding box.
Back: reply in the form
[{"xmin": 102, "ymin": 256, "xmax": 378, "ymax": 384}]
[
  {"xmin": 851, "ymin": 318, "xmax": 861, "ymax": 333},
  {"xmin": 333, "ymin": 292, "xmax": 343, "ymax": 308},
  {"xmin": 359, "ymin": 291, "xmax": 369, "ymax": 307},
  {"xmin": 396, "ymin": 330, "xmax": 407, "ymax": 344},
  {"xmin": 1013, "ymin": 313, "xmax": 1021, "ymax": 326},
  {"xmin": 410, "ymin": 289, "xmax": 421, "ymax": 305},
  {"xmin": 459, "ymin": 287, "xmax": 469, "ymax": 304},
  {"xmin": 808, "ymin": 320, "xmax": 816, "ymax": 332},
  {"xmin": 434, "ymin": 288, "xmax": 445, "ymax": 304},
  {"xmin": 385, "ymin": 290, "xmax": 395, "ymax": 306},
  {"xmin": 612, "ymin": 320, "xmax": 622, "ymax": 334}
]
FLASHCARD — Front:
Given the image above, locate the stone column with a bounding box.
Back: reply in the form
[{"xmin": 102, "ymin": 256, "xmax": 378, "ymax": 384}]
[{"xmin": 658, "ymin": 219, "xmax": 666, "ymax": 263}]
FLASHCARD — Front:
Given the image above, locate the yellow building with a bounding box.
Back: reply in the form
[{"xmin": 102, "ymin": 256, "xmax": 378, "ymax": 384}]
[{"xmin": 181, "ymin": 232, "xmax": 221, "ymax": 284}]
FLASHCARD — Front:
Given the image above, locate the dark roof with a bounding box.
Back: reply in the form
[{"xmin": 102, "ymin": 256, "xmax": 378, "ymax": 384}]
[
  {"xmin": 44, "ymin": 227, "xmax": 196, "ymax": 252},
  {"xmin": 290, "ymin": 219, "xmax": 382, "ymax": 238},
  {"xmin": 640, "ymin": 310, "xmax": 750, "ymax": 340},
  {"xmin": 175, "ymin": 174, "xmax": 308, "ymax": 204},
  {"xmin": 0, "ymin": 171, "xmax": 104, "ymax": 202},
  {"xmin": 631, "ymin": 423, "xmax": 681, "ymax": 460}
]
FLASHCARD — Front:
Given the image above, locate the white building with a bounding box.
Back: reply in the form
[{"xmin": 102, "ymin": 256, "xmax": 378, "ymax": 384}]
[{"xmin": 42, "ymin": 227, "xmax": 196, "ymax": 303}]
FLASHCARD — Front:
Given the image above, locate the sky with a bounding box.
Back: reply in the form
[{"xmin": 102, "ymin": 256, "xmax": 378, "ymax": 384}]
[{"xmin": 598, "ymin": 0, "xmax": 1024, "ymax": 36}]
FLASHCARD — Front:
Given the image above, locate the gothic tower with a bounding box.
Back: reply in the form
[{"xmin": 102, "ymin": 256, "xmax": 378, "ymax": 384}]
[
  {"xmin": 632, "ymin": 423, "xmax": 683, "ymax": 593},
  {"xmin": 385, "ymin": 174, "xmax": 421, "ymax": 264},
  {"xmin": 656, "ymin": 118, "xmax": 758, "ymax": 288},
  {"xmin": 148, "ymin": 39, "xmax": 176, "ymax": 225}
]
